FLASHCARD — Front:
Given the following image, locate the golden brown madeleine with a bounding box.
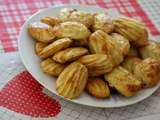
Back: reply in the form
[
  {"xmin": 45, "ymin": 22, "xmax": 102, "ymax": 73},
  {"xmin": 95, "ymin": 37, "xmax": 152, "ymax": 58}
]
[
  {"xmin": 41, "ymin": 58, "xmax": 66, "ymax": 76},
  {"xmin": 104, "ymin": 66, "xmax": 142, "ymax": 97},
  {"xmin": 40, "ymin": 17, "xmax": 60, "ymax": 26},
  {"xmin": 122, "ymin": 57, "xmax": 160, "ymax": 88},
  {"xmin": 86, "ymin": 78, "xmax": 110, "ymax": 98},
  {"xmin": 89, "ymin": 30, "xmax": 109, "ymax": 54},
  {"xmin": 134, "ymin": 58, "xmax": 160, "ymax": 88},
  {"xmin": 139, "ymin": 41, "xmax": 160, "ymax": 61},
  {"xmin": 39, "ymin": 38, "xmax": 72, "ymax": 58},
  {"xmin": 35, "ymin": 42, "xmax": 47, "ymax": 56},
  {"xmin": 52, "ymin": 21, "xmax": 91, "ymax": 40},
  {"xmin": 78, "ymin": 54, "xmax": 114, "ymax": 77},
  {"xmin": 122, "ymin": 57, "xmax": 141, "ymax": 73},
  {"xmin": 28, "ymin": 22, "xmax": 55, "ymax": 43},
  {"xmin": 114, "ymin": 17, "xmax": 148, "ymax": 47},
  {"xmin": 56, "ymin": 62, "xmax": 88, "ymax": 99},
  {"xmin": 111, "ymin": 33, "xmax": 130, "ymax": 56},
  {"xmin": 89, "ymin": 30, "xmax": 123, "ymax": 66},
  {"xmin": 58, "ymin": 8, "xmax": 94, "ymax": 28},
  {"xmin": 92, "ymin": 14, "xmax": 114, "ymax": 33},
  {"xmin": 70, "ymin": 11, "xmax": 94, "ymax": 28},
  {"xmin": 53, "ymin": 47, "xmax": 88, "ymax": 63},
  {"xmin": 58, "ymin": 8, "xmax": 77, "ymax": 22},
  {"xmin": 127, "ymin": 46, "xmax": 139, "ymax": 57}
]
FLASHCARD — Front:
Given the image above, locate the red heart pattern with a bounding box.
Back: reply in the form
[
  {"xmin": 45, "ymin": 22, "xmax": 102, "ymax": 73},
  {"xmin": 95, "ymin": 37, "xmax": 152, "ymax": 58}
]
[{"xmin": 0, "ymin": 71, "xmax": 61, "ymax": 117}]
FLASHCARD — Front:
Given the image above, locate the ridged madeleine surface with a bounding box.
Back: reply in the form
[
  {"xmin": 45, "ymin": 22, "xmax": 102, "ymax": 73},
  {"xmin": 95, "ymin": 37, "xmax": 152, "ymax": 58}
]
[
  {"xmin": 114, "ymin": 17, "xmax": 148, "ymax": 47},
  {"xmin": 86, "ymin": 78, "xmax": 110, "ymax": 98},
  {"xmin": 40, "ymin": 17, "xmax": 60, "ymax": 26},
  {"xmin": 104, "ymin": 66, "xmax": 142, "ymax": 97},
  {"xmin": 139, "ymin": 41, "xmax": 160, "ymax": 61},
  {"xmin": 78, "ymin": 54, "xmax": 114, "ymax": 76},
  {"xmin": 92, "ymin": 14, "xmax": 114, "ymax": 33},
  {"xmin": 111, "ymin": 33, "xmax": 130, "ymax": 56},
  {"xmin": 89, "ymin": 30, "xmax": 109, "ymax": 54},
  {"xmin": 89, "ymin": 30, "xmax": 123, "ymax": 66},
  {"xmin": 53, "ymin": 21, "xmax": 91, "ymax": 40},
  {"xmin": 35, "ymin": 42, "xmax": 47, "ymax": 56},
  {"xmin": 56, "ymin": 62, "xmax": 88, "ymax": 99},
  {"xmin": 39, "ymin": 38, "xmax": 72, "ymax": 58},
  {"xmin": 53, "ymin": 47, "xmax": 88, "ymax": 63},
  {"xmin": 134, "ymin": 58, "xmax": 160, "ymax": 88},
  {"xmin": 41, "ymin": 58, "xmax": 66, "ymax": 76},
  {"xmin": 28, "ymin": 22, "xmax": 55, "ymax": 43},
  {"xmin": 122, "ymin": 57, "xmax": 141, "ymax": 73}
]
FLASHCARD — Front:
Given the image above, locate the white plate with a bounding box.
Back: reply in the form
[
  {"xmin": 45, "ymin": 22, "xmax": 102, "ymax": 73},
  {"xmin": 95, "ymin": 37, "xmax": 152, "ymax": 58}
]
[{"xmin": 18, "ymin": 4, "xmax": 160, "ymax": 108}]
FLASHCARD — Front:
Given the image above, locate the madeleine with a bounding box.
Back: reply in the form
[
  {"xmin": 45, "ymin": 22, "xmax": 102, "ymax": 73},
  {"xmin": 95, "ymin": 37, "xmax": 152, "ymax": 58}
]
[
  {"xmin": 53, "ymin": 21, "xmax": 91, "ymax": 40},
  {"xmin": 39, "ymin": 38, "xmax": 72, "ymax": 58},
  {"xmin": 40, "ymin": 16, "xmax": 60, "ymax": 26},
  {"xmin": 41, "ymin": 58, "xmax": 66, "ymax": 76},
  {"xmin": 78, "ymin": 54, "xmax": 114, "ymax": 76},
  {"xmin": 92, "ymin": 14, "xmax": 114, "ymax": 33},
  {"xmin": 114, "ymin": 17, "xmax": 148, "ymax": 47},
  {"xmin": 86, "ymin": 77, "xmax": 110, "ymax": 98},
  {"xmin": 70, "ymin": 11, "xmax": 94, "ymax": 28},
  {"xmin": 56, "ymin": 62, "xmax": 88, "ymax": 99},
  {"xmin": 28, "ymin": 22, "xmax": 55, "ymax": 43},
  {"xmin": 139, "ymin": 41, "xmax": 160, "ymax": 61},
  {"xmin": 104, "ymin": 66, "xmax": 142, "ymax": 97},
  {"xmin": 134, "ymin": 58, "xmax": 160, "ymax": 88},
  {"xmin": 111, "ymin": 33, "xmax": 130, "ymax": 56},
  {"xmin": 89, "ymin": 30, "xmax": 123, "ymax": 66},
  {"xmin": 35, "ymin": 42, "xmax": 47, "ymax": 56},
  {"xmin": 122, "ymin": 57, "xmax": 141, "ymax": 73},
  {"xmin": 53, "ymin": 47, "xmax": 88, "ymax": 63}
]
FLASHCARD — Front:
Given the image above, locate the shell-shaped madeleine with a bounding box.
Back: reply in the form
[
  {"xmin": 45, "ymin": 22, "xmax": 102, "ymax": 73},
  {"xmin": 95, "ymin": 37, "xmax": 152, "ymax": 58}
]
[
  {"xmin": 78, "ymin": 54, "xmax": 114, "ymax": 76},
  {"xmin": 122, "ymin": 57, "xmax": 141, "ymax": 73},
  {"xmin": 104, "ymin": 66, "xmax": 142, "ymax": 97},
  {"xmin": 134, "ymin": 58, "xmax": 160, "ymax": 88},
  {"xmin": 40, "ymin": 17, "xmax": 60, "ymax": 26},
  {"xmin": 89, "ymin": 30, "xmax": 123, "ymax": 66},
  {"xmin": 53, "ymin": 47, "xmax": 88, "ymax": 63},
  {"xmin": 89, "ymin": 30, "xmax": 108, "ymax": 54},
  {"xmin": 86, "ymin": 78, "xmax": 110, "ymax": 98},
  {"xmin": 39, "ymin": 38, "xmax": 72, "ymax": 58},
  {"xmin": 58, "ymin": 8, "xmax": 77, "ymax": 22},
  {"xmin": 139, "ymin": 41, "xmax": 160, "ymax": 61},
  {"xmin": 127, "ymin": 46, "xmax": 139, "ymax": 57},
  {"xmin": 53, "ymin": 21, "xmax": 91, "ymax": 40},
  {"xmin": 70, "ymin": 11, "xmax": 94, "ymax": 28},
  {"xmin": 111, "ymin": 33, "xmax": 130, "ymax": 56},
  {"xmin": 28, "ymin": 22, "xmax": 55, "ymax": 43},
  {"xmin": 58, "ymin": 8, "xmax": 94, "ymax": 28},
  {"xmin": 114, "ymin": 17, "xmax": 148, "ymax": 47},
  {"xmin": 41, "ymin": 58, "xmax": 66, "ymax": 76},
  {"xmin": 92, "ymin": 14, "xmax": 114, "ymax": 33},
  {"xmin": 35, "ymin": 42, "xmax": 48, "ymax": 56},
  {"xmin": 56, "ymin": 62, "xmax": 88, "ymax": 99}
]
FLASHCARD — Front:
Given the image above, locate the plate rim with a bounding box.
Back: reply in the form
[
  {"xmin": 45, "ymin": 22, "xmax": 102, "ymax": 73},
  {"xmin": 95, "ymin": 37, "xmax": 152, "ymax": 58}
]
[{"xmin": 18, "ymin": 4, "xmax": 160, "ymax": 108}]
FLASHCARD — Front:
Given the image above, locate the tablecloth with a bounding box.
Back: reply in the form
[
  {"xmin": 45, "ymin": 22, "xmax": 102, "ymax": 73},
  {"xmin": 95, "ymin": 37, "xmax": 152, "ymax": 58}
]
[{"xmin": 0, "ymin": 0, "xmax": 160, "ymax": 120}]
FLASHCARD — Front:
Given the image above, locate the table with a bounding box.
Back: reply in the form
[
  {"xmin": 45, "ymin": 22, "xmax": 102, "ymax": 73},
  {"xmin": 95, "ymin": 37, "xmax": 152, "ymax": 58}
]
[{"xmin": 0, "ymin": 0, "xmax": 160, "ymax": 120}]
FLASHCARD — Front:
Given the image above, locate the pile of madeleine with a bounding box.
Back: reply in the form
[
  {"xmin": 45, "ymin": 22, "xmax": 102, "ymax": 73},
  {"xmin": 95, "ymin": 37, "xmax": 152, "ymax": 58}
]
[{"xmin": 28, "ymin": 8, "xmax": 160, "ymax": 99}]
